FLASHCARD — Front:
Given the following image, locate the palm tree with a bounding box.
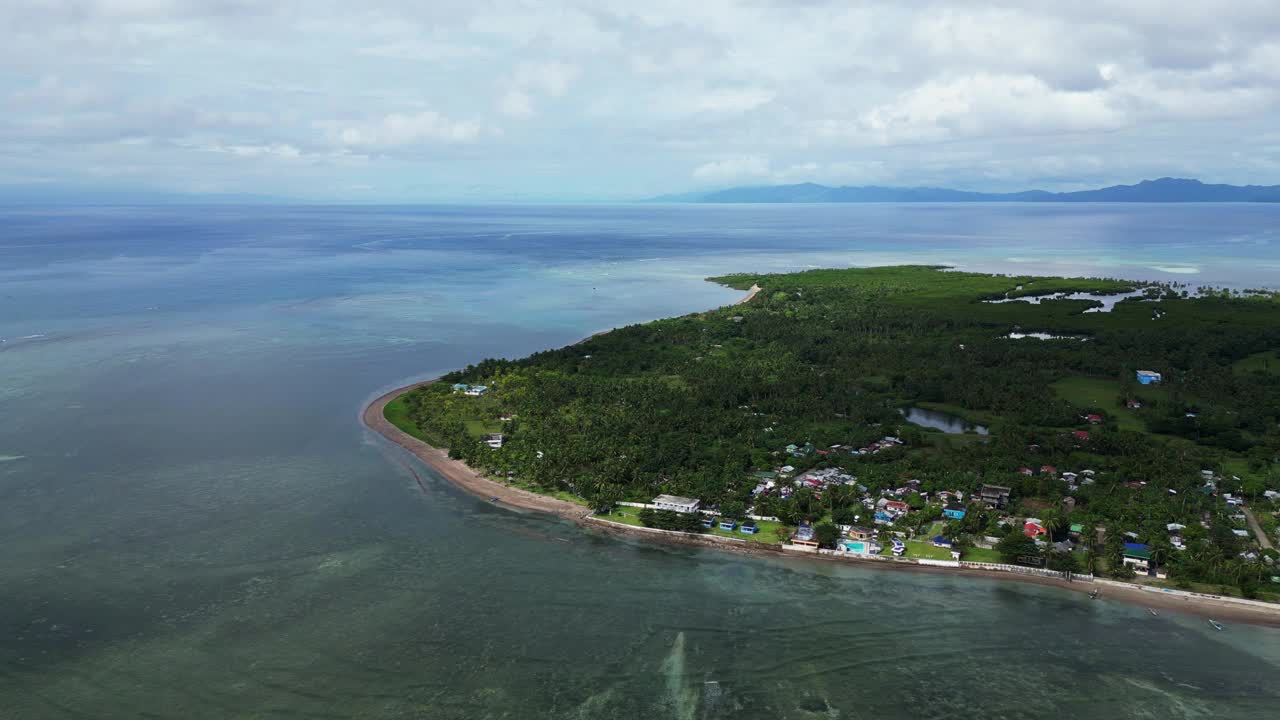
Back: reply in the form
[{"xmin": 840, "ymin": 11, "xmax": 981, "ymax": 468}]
[{"xmin": 1040, "ymin": 509, "xmax": 1063, "ymax": 543}]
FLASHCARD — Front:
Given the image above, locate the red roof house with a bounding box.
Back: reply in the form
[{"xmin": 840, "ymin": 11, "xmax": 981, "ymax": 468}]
[
  {"xmin": 1040, "ymin": 465, "xmax": 1057, "ymax": 475},
  {"xmin": 1072, "ymin": 430, "xmax": 1091, "ymax": 441}
]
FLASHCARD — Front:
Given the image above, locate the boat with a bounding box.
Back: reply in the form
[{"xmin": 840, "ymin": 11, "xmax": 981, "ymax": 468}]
[
  {"xmin": 1148, "ymin": 608, "xmax": 1158, "ymax": 617},
  {"xmin": 1209, "ymin": 619, "xmax": 1224, "ymax": 631},
  {"xmin": 1089, "ymin": 589, "xmax": 1100, "ymax": 600}
]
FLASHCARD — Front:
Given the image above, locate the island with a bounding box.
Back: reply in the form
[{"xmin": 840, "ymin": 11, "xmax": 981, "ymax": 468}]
[{"xmin": 366, "ymin": 266, "xmax": 1280, "ymax": 624}]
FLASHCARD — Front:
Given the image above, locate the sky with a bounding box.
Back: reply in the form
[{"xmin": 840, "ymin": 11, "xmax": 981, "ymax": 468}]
[{"xmin": 3, "ymin": 1, "xmax": 1280, "ymax": 202}]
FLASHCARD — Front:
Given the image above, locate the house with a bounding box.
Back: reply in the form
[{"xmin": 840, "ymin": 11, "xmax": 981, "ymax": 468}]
[
  {"xmin": 1136, "ymin": 370, "xmax": 1163, "ymax": 385},
  {"xmin": 451, "ymin": 383, "xmax": 470, "ymax": 392},
  {"xmin": 700, "ymin": 516, "xmax": 715, "ymax": 529},
  {"xmin": 932, "ymin": 535, "xmax": 953, "ymax": 548},
  {"xmin": 1068, "ymin": 523, "xmax": 1084, "ymax": 538},
  {"xmin": 1023, "ymin": 519, "xmax": 1047, "ymax": 538},
  {"xmin": 652, "ymin": 495, "xmax": 701, "ymax": 514},
  {"xmin": 1126, "ymin": 400, "xmax": 1143, "ymax": 409},
  {"xmin": 1122, "ymin": 543, "xmax": 1152, "ymax": 573},
  {"xmin": 976, "ymin": 484, "xmax": 1012, "ymax": 508},
  {"xmin": 792, "ymin": 524, "xmax": 819, "ymax": 548},
  {"xmin": 848, "ymin": 526, "xmax": 875, "ymax": 541},
  {"xmin": 943, "ymin": 502, "xmax": 966, "ymax": 520},
  {"xmin": 1072, "ymin": 431, "xmax": 1090, "ymax": 442},
  {"xmin": 1085, "ymin": 414, "xmax": 1103, "ymax": 424},
  {"xmin": 482, "ymin": 433, "xmax": 504, "ymax": 449},
  {"xmin": 740, "ymin": 521, "xmax": 759, "ymax": 535},
  {"xmin": 1041, "ymin": 465, "xmax": 1058, "ymax": 475},
  {"xmin": 718, "ymin": 519, "xmax": 737, "ymax": 531},
  {"xmin": 1232, "ymin": 529, "xmax": 1250, "ymax": 538},
  {"xmin": 884, "ymin": 500, "xmax": 910, "ymax": 515},
  {"xmin": 891, "ymin": 539, "xmax": 906, "ymax": 556},
  {"xmin": 1018, "ymin": 466, "xmax": 1034, "ymax": 476},
  {"xmin": 1061, "ymin": 471, "xmax": 1078, "ymax": 483},
  {"xmin": 464, "ymin": 385, "xmax": 489, "ymax": 397}
]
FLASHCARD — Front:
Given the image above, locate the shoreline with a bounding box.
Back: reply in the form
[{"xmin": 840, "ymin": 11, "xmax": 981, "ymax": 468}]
[
  {"xmin": 360, "ymin": 288, "xmax": 1280, "ymax": 629},
  {"xmin": 362, "ymin": 388, "xmax": 1280, "ymax": 628}
]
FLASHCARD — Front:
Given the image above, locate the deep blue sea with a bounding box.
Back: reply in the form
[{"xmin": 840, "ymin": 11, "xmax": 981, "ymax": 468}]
[{"xmin": 2, "ymin": 203, "xmax": 1279, "ymax": 719}]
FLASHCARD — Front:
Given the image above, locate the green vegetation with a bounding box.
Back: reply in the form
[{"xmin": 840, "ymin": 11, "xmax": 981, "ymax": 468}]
[
  {"xmin": 394, "ymin": 266, "xmax": 1280, "ymax": 593},
  {"xmin": 1234, "ymin": 350, "xmax": 1280, "ymax": 376},
  {"xmin": 384, "ymin": 395, "xmax": 430, "ymax": 442}
]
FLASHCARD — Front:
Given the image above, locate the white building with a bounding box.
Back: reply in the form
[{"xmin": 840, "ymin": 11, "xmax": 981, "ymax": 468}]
[{"xmin": 652, "ymin": 495, "xmax": 701, "ymax": 514}]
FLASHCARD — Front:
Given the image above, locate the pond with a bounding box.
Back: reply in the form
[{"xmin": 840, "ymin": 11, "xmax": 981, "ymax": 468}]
[
  {"xmin": 984, "ymin": 288, "xmax": 1151, "ymax": 312},
  {"xmin": 1003, "ymin": 331, "xmax": 1087, "ymax": 341},
  {"xmin": 900, "ymin": 406, "xmax": 990, "ymax": 435}
]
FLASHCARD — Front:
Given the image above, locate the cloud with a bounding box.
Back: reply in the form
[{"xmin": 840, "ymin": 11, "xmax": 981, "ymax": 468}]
[
  {"xmin": 692, "ymin": 155, "xmax": 771, "ymax": 183},
  {"xmin": 3, "ymin": 1, "xmax": 1280, "ymax": 200},
  {"xmin": 497, "ymin": 60, "xmax": 580, "ymax": 117},
  {"xmin": 332, "ymin": 111, "xmax": 489, "ymax": 148},
  {"xmin": 696, "ymin": 87, "xmax": 775, "ymax": 113},
  {"xmin": 852, "ymin": 73, "xmax": 1127, "ymax": 146}
]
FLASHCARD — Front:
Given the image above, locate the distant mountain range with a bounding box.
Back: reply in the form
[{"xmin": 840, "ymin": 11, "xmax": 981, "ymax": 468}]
[{"xmin": 650, "ymin": 178, "xmax": 1280, "ymax": 203}]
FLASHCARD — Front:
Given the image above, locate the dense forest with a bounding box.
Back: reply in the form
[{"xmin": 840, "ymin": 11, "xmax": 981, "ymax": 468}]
[{"xmin": 392, "ymin": 266, "xmax": 1280, "ymax": 597}]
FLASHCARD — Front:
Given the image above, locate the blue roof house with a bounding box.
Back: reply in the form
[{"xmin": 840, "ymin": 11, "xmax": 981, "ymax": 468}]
[
  {"xmin": 740, "ymin": 522, "xmax": 759, "ymax": 535},
  {"xmin": 719, "ymin": 519, "xmax": 737, "ymax": 531},
  {"xmin": 1136, "ymin": 370, "xmax": 1162, "ymax": 385},
  {"xmin": 943, "ymin": 503, "xmax": 966, "ymax": 520},
  {"xmin": 451, "ymin": 383, "xmax": 470, "ymax": 392}
]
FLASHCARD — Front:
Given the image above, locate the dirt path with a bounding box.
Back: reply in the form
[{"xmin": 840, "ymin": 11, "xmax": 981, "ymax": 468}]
[{"xmin": 1243, "ymin": 506, "xmax": 1275, "ymax": 550}]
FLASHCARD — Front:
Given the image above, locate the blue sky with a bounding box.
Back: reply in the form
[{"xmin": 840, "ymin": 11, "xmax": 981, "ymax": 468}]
[{"xmin": 3, "ymin": 1, "xmax": 1280, "ymax": 202}]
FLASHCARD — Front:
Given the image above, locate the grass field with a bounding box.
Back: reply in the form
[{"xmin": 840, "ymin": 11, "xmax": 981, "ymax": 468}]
[
  {"xmin": 1050, "ymin": 376, "xmax": 1148, "ymax": 432},
  {"xmin": 464, "ymin": 419, "xmax": 504, "ymax": 437},
  {"xmin": 384, "ymin": 395, "xmax": 428, "ymax": 441},
  {"xmin": 961, "ymin": 547, "xmax": 1004, "ymax": 563},
  {"xmin": 891, "ymin": 540, "xmax": 957, "ymax": 560},
  {"xmin": 1234, "ymin": 350, "xmax": 1280, "ymax": 376}
]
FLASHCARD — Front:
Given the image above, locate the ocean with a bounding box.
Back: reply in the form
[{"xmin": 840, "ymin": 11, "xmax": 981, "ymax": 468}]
[{"xmin": 2, "ymin": 203, "xmax": 1279, "ymax": 719}]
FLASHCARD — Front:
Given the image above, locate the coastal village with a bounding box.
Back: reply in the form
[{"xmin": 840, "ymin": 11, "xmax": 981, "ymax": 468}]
[{"xmin": 440, "ymin": 372, "xmax": 1280, "ymax": 599}]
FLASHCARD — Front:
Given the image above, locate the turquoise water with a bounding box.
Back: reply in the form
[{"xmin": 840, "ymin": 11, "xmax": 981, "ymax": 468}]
[{"xmin": 2, "ymin": 204, "xmax": 1279, "ymax": 718}]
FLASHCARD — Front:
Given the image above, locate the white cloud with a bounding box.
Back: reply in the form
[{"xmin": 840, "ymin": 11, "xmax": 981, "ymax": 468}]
[
  {"xmin": 692, "ymin": 155, "xmax": 771, "ymax": 183},
  {"xmin": 696, "ymin": 87, "xmax": 775, "ymax": 113},
  {"xmin": 3, "ymin": 1, "xmax": 1280, "ymax": 199},
  {"xmin": 499, "ymin": 89, "xmax": 535, "ymax": 118},
  {"xmin": 512, "ymin": 61, "xmax": 580, "ymax": 99},
  {"xmin": 333, "ymin": 111, "xmax": 488, "ymax": 148}
]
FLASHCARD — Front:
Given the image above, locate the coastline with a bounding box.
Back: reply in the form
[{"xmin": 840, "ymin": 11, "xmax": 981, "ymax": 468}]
[
  {"xmin": 362, "ymin": 387, "xmax": 1280, "ymax": 628},
  {"xmin": 360, "ymin": 286, "xmax": 1280, "ymax": 629}
]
